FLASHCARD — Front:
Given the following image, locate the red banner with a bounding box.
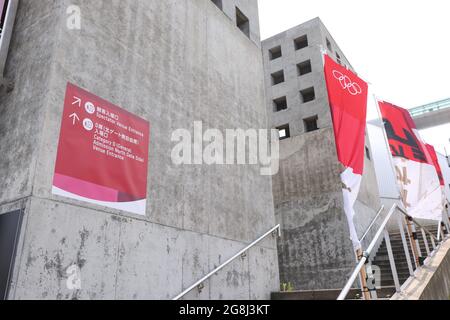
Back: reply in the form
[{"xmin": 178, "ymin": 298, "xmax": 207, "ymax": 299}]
[
  {"xmin": 324, "ymin": 54, "xmax": 369, "ymax": 250},
  {"xmin": 379, "ymin": 101, "xmax": 443, "ymax": 221},
  {"xmin": 378, "ymin": 101, "xmax": 430, "ymax": 164},
  {"xmin": 53, "ymin": 83, "xmax": 150, "ymax": 215},
  {"xmin": 426, "ymin": 144, "xmax": 445, "ymax": 186},
  {"xmin": 324, "ymin": 55, "xmax": 369, "ymax": 175}
]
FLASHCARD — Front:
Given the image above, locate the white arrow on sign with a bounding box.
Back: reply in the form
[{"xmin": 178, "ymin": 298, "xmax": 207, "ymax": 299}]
[
  {"xmin": 69, "ymin": 113, "xmax": 80, "ymax": 125},
  {"xmin": 72, "ymin": 96, "xmax": 81, "ymax": 107}
]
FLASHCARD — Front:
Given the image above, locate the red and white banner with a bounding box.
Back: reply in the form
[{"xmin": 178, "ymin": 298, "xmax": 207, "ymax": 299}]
[
  {"xmin": 324, "ymin": 55, "xmax": 369, "ymax": 250},
  {"xmin": 426, "ymin": 144, "xmax": 447, "ymax": 216},
  {"xmin": 426, "ymin": 144, "xmax": 445, "ymax": 187},
  {"xmin": 53, "ymin": 83, "xmax": 150, "ymax": 215},
  {"xmin": 379, "ymin": 101, "xmax": 443, "ymax": 221}
]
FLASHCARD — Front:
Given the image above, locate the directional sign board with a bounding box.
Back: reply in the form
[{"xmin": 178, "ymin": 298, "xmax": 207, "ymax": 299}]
[{"xmin": 53, "ymin": 83, "xmax": 150, "ymax": 215}]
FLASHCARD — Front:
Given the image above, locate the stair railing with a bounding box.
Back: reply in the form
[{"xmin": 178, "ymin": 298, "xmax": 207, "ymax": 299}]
[
  {"xmin": 359, "ymin": 205, "xmax": 385, "ymax": 244},
  {"xmin": 338, "ymin": 203, "xmax": 447, "ymax": 300},
  {"xmin": 172, "ymin": 224, "xmax": 281, "ymax": 300}
]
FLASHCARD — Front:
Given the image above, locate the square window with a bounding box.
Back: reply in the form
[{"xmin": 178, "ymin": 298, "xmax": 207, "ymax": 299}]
[
  {"xmin": 269, "ymin": 46, "xmax": 282, "ymax": 60},
  {"xmin": 336, "ymin": 52, "xmax": 342, "ymax": 65},
  {"xmin": 273, "ymin": 97, "xmax": 287, "ymax": 112},
  {"xmin": 297, "ymin": 60, "xmax": 312, "ymax": 76},
  {"xmin": 211, "ymin": 0, "xmax": 222, "ymax": 10},
  {"xmin": 365, "ymin": 146, "xmax": 371, "ymax": 160},
  {"xmin": 294, "ymin": 35, "xmax": 308, "ymax": 50},
  {"xmin": 326, "ymin": 38, "xmax": 332, "ymax": 51},
  {"xmin": 271, "ymin": 70, "xmax": 285, "ymax": 86},
  {"xmin": 303, "ymin": 116, "xmax": 319, "ymax": 133},
  {"xmin": 300, "ymin": 87, "xmax": 315, "ymax": 103},
  {"xmin": 276, "ymin": 124, "xmax": 290, "ymax": 140},
  {"xmin": 236, "ymin": 7, "xmax": 250, "ymax": 38}
]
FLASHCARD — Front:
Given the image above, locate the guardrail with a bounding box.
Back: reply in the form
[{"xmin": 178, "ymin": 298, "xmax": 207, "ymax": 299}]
[
  {"xmin": 338, "ymin": 204, "xmax": 448, "ymax": 300},
  {"xmin": 172, "ymin": 224, "xmax": 281, "ymax": 300}
]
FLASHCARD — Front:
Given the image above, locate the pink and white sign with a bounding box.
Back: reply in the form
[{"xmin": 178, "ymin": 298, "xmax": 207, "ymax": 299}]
[{"xmin": 53, "ymin": 83, "xmax": 150, "ymax": 215}]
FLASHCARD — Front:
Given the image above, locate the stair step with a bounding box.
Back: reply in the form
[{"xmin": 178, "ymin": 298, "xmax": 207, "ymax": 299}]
[
  {"xmin": 376, "ymin": 267, "xmax": 411, "ymax": 274},
  {"xmin": 271, "ymin": 286, "xmax": 397, "ymax": 300},
  {"xmin": 369, "ymin": 232, "xmax": 432, "ymax": 289}
]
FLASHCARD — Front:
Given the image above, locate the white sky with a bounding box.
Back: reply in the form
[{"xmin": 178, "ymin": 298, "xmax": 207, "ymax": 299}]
[{"xmin": 258, "ymin": 0, "xmax": 450, "ymax": 154}]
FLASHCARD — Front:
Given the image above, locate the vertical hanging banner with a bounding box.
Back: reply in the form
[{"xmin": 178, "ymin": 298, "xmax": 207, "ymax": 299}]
[
  {"xmin": 426, "ymin": 144, "xmax": 445, "ymax": 187},
  {"xmin": 378, "ymin": 101, "xmax": 443, "ymax": 221},
  {"xmin": 324, "ymin": 55, "xmax": 369, "ymax": 250},
  {"xmin": 426, "ymin": 143, "xmax": 446, "ymax": 215},
  {"xmin": 53, "ymin": 83, "xmax": 150, "ymax": 216}
]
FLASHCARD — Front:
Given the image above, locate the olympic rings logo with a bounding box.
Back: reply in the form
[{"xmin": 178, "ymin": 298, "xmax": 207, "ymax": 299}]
[{"xmin": 332, "ymin": 70, "xmax": 362, "ymax": 96}]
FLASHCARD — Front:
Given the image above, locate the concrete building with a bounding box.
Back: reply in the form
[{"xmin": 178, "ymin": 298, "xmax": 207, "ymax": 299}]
[
  {"xmin": 262, "ymin": 18, "xmax": 382, "ymax": 290},
  {"xmin": 0, "ymin": 0, "xmax": 279, "ymax": 300}
]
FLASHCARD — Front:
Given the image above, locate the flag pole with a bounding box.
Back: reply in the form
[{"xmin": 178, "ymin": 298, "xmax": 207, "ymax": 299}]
[
  {"xmin": 355, "ymin": 248, "xmax": 371, "ymax": 300},
  {"xmin": 372, "ymin": 96, "xmax": 421, "ymax": 268},
  {"xmin": 322, "ymin": 47, "xmax": 370, "ymax": 299}
]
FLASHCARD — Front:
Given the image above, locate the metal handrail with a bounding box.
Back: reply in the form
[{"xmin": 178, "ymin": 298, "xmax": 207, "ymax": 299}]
[
  {"xmin": 338, "ymin": 203, "xmax": 445, "ymax": 300},
  {"xmin": 396, "ymin": 205, "xmax": 439, "ymax": 242},
  {"xmin": 338, "ymin": 204, "xmax": 398, "ymax": 300},
  {"xmin": 172, "ymin": 224, "xmax": 281, "ymax": 300},
  {"xmin": 360, "ymin": 205, "xmax": 385, "ymax": 243}
]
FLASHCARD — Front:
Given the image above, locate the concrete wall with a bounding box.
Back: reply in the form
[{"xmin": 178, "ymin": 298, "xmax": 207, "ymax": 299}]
[
  {"xmin": 392, "ymin": 239, "xmax": 450, "ymax": 300},
  {"xmin": 217, "ymin": 0, "xmax": 261, "ymax": 46},
  {"xmin": 273, "ymin": 128, "xmax": 356, "ymax": 290},
  {"xmin": 263, "ymin": 18, "xmax": 382, "ymax": 290},
  {"xmin": 0, "ymin": 0, "xmax": 279, "ymax": 300},
  {"xmin": 419, "ymin": 240, "xmax": 450, "ymax": 300}
]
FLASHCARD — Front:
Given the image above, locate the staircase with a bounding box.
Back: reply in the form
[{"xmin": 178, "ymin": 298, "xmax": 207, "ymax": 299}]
[
  {"xmin": 372, "ymin": 225, "xmax": 440, "ymax": 293},
  {"xmin": 271, "ymin": 225, "xmax": 441, "ymax": 300},
  {"xmin": 271, "ymin": 287, "xmax": 395, "ymax": 300}
]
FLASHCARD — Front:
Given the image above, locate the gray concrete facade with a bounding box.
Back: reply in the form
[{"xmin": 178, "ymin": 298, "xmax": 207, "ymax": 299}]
[
  {"xmin": 262, "ymin": 18, "xmax": 353, "ymax": 137},
  {"xmin": 0, "ymin": 0, "xmax": 279, "ymax": 300},
  {"xmin": 262, "ymin": 18, "xmax": 382, "ymax": 290}
]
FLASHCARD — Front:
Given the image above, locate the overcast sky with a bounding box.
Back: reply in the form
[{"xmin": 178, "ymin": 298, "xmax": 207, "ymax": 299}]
[{"xmin": 258, "ymin": 0, "xmax": 450, "ymax": 154}]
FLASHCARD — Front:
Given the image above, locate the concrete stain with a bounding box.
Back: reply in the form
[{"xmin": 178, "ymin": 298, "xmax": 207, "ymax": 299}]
[
  {"xmin": 76, "ymin": 228, "xmax": 90, "ymax": 269},
  {"xmin": 43, "ymin": 251, "xmax": 65, "ymax": 280}
]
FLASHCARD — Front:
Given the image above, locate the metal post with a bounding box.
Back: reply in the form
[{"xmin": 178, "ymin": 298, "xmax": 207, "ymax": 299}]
[
  {"xmin": 412, "ymin": 223, "xmax": 423, "ymax": 258},
  {"xmin": 430, "ymin": 235, "xmax": 436, "ymax": 251},
  {"xmin": 406, "ymin": 216, "xmax": 421, "ymax": 267},
  {"xmin": 441, "ymin": 222, "xmax": 448, "ymax": 238},
  {"xmin": 356, "ymin": 248, "xmax": 371, "ymax": 300},
  {"xmin": 438, "ymin": 221, "xmax": 442, "ymax": 241},
  {"xmin": 397, "ymin": 214, "xmax": 414, "ymax": 276},
  {"xmin": 384, "ymin": 230, "xmax": 401, "ymax": 292},
  {"xmin": 444, "ymin": 219, "xmax": 450, "ymax": 238},
  {"xmin": 421, "ymin": 229, "xmax": 431, "ymax": 256},
  {"xmin": 365, "ymin": 263, "xmax": 378, "ymax": 299}
]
